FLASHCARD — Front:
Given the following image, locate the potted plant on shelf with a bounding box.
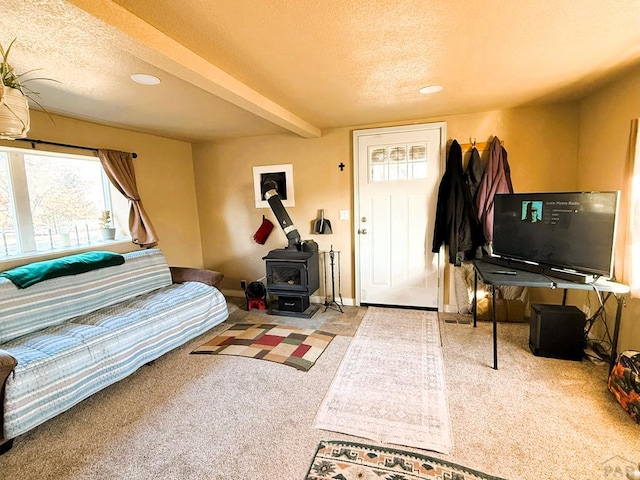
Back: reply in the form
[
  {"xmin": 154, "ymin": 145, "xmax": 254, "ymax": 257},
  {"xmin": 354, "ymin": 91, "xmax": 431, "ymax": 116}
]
[
  {"xmin": 99, "ymin": 210, "xmax": 116, "ymax": 241},
  {"xmin": 0, "ymin": 38, "xmax": 58, "ymax": 139}
]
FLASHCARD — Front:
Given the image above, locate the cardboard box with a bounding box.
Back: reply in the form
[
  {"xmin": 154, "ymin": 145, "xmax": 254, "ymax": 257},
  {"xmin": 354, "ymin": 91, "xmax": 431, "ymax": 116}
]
[
  {"xmin": 476, "ymin": 298, "xmax": 525, "ymax": 322},
  {"xmin": 506, "ymin": 299, "xmax": 525, "ymax": 322}
]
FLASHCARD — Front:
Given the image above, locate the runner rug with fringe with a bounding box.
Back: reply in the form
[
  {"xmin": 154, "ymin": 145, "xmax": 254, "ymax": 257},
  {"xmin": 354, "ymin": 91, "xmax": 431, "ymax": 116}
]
[{"xmin": 314, "ymin": 307, "xmax": 453, "ymax": 454}]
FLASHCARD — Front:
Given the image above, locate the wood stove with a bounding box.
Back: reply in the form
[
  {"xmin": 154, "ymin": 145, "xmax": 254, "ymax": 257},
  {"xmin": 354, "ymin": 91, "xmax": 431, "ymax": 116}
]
[
  {"xmin": 264, "ymin": 247, "xmax": 319, "ymax": 317},
  {"xmin": 259, "ymin": 176, "xmax": 320, "ymax": 317}
]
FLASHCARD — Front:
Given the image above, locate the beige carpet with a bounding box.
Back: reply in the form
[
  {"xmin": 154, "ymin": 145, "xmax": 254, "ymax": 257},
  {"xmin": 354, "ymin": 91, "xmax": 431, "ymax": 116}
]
[
  {"xmin": 0, "ymin": 301, "xmax": 638, "ymax": 480},
  {"xmin": 314, "ymin": 307, "xmax": 453, "ymax": 454}
]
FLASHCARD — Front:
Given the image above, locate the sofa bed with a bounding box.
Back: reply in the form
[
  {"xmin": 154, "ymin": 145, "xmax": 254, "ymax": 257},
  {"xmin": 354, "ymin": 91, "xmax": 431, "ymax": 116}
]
[{"xmin": 0, "ymin": 248, "xmax": 228, "ymax": 453}]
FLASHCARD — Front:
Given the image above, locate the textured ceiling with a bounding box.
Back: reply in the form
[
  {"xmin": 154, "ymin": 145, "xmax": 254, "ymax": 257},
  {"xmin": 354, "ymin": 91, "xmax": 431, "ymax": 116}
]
[{"xmin": 1, "ymin": 0, "xmax": 639, "ymax": 142}]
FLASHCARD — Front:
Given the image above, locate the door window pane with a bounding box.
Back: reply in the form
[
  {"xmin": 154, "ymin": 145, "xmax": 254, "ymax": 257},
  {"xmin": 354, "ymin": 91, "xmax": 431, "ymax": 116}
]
[
  {"xmin": 389, "ymin": 146, "xmax": 406, "ymax": 162},
  {"xmin": 369, "ymin": 143, "xmax": 428, "ymax": 182}
]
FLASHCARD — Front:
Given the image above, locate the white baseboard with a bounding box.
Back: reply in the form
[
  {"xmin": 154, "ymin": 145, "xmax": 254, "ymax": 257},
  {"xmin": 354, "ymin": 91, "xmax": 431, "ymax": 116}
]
[
  {"xmin": 443, "ymin": 304, "xmax": 460, "ymax": 313},
  {"xmin": 310, "ymin": 295, "xmax": 355, "ymax": 307}
]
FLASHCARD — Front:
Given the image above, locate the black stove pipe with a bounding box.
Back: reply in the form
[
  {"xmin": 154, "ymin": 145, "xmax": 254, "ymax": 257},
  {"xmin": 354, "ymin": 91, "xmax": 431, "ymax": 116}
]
[{"xmin": 262, "ymin": 180, "xmax": 301, "ymax": 249}]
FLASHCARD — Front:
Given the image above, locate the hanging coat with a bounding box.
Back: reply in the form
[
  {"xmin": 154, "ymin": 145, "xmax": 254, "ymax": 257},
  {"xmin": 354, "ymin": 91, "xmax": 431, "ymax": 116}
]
[
  {"xmin": 465, "ymin": 146, "xmax": 484, "ymax": 205},
  {"xmin": 476, "ymin": 136, "xmax": 513, "ymax": 244},
  {"xmin": 432, "ymin": 140, "xmax": 480, "ymax": 265},
  {"xmin": 464, "ymin": 146, "xmax": 487, "ymax": 254}
]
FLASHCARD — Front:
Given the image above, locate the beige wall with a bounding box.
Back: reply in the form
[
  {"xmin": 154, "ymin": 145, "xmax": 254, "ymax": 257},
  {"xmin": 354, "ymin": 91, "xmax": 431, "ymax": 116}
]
[
  {"xmin": 193, "ymin": 128, "xmax": 353, "ymax": 297},
  {"xmin": 194, "ymin": 102, "xmax": 580, "ymax": 303},
  {"xmin": 443, "ymin": 104, "xmax": 580, "ymax": 193},
  {"xmin": 576, "ymin": 65, "xmax": 640, "ymax": 353},
  {"xmin": 0, "ymin": 111, "xmax": 204, "ymax": 269}
]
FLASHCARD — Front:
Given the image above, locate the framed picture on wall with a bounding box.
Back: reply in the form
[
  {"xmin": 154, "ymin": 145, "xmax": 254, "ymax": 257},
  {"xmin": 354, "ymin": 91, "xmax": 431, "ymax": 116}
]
[{"xmin": 253, "ymin": 164, "xmax": 295, "ymax": 208}]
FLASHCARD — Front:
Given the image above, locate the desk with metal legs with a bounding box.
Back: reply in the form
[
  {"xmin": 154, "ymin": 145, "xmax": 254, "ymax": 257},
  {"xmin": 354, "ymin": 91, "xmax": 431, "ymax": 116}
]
[{"xmin": 471, "ymin": 260, "xmax": 629, "ymax": 370}]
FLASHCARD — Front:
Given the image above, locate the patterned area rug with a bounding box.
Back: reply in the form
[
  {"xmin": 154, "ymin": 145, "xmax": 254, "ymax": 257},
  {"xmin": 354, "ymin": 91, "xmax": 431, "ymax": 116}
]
[
  {"xmin": 305, "ymin": 440, "xmax": 508, "ymax": 480},
  {"xmin": 192, "ymin": 323, "xmax": 335, "ymax": 371},
  {"xmin": 314, "ymin": 307, "xmax": 453, "ymax": 453}
]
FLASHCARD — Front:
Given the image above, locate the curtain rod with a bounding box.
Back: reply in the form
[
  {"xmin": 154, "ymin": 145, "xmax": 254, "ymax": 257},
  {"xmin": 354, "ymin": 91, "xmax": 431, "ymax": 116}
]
[{"xmin": 15, "ymin": 138, "xmax": 138, "ymax": 158}]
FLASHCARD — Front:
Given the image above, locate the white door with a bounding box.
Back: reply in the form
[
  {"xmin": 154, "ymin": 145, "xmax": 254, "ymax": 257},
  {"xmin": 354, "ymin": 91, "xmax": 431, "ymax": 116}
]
[{"xmin": 354, "ymin": 123, "xmax": 445, "ymax": 309}]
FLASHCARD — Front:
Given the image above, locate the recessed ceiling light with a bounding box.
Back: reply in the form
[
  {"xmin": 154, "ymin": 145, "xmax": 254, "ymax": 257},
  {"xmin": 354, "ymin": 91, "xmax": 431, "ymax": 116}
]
[
  {"xmin": 130, "ymin": 73, "xmax": 161, "ymax": 86},
  {"xmin": 419, "ymin": 85, "xmax": 443, "ymax": 95}
]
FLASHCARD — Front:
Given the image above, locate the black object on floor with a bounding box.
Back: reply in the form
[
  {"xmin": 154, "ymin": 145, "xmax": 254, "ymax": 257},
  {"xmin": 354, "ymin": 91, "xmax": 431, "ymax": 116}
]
[
  {"xmin": 529, "ymin": 304, "xmax": 586, "ymax": 360},
  {"xmin": 323, "ymin": 245, "xmax": 343, "ymax": 313}
]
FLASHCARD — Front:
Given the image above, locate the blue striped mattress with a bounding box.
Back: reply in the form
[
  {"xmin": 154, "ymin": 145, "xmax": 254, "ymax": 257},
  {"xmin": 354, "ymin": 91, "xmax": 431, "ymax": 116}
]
[
  {"xmin": 0, "ymin": 249, "xmax": 174, "ymax": 344},
  {"xmin": 0, "ymin": 250, "xmax": 228, "ymax": 439}
]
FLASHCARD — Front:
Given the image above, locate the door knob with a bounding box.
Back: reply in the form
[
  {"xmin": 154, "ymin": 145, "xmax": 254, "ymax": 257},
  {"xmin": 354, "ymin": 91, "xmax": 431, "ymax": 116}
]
[{"xmin": 358, "ymin": 228, "xmax": 367, "ymax": 234}]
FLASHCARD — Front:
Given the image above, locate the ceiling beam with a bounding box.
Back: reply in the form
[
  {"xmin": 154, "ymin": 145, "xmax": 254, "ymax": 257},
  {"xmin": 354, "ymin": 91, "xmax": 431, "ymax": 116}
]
[{"xmin": 66, "ymin": 0, "xmax": 321, "ymax": 139}]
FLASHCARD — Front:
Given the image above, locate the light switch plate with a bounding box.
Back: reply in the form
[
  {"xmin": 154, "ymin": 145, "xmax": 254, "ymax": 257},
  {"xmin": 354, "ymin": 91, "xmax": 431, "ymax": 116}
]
[{"xmin": 339, "ymin": 210, "xmax": 350, "ymax": 220}]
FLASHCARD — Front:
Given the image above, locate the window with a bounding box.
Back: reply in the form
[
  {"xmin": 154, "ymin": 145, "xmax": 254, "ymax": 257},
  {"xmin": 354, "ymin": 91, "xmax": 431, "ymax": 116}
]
[
  {"xmin": 0, "ymin": 155, "xmax": 17, "ymax": 256},
  {"xmin": 368, "ymin": 143, "xmax": 428, "ymax": 182},
  {"xmin": 0, "ymin": 146, "xmax": 127, "ymax": 259}
]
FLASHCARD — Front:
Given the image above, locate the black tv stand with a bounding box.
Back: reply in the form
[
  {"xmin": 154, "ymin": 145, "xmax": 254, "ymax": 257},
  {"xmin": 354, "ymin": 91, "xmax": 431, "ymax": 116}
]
[
  {"xmin": 471, "ymin": 259, "xmax": 629, "ymax": 371},
  {"xmin": 481, "ymin": 256, "xmax": 595, "ymax": 283}
]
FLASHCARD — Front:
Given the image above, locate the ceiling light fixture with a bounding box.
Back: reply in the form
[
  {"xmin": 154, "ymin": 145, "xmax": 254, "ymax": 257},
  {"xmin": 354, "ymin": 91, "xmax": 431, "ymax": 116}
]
[
  {"xmin": 419, "ymin": 85, "xmax": 443, "ymax": 95},
  {"xmin": 130, "ymin": 73, "xmax": 161, "ymax": 86}
]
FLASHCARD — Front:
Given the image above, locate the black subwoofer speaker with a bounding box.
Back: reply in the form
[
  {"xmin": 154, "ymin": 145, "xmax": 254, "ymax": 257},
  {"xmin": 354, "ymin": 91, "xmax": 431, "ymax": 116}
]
[{"xmin": 529, "ymin": 304, "xmax": 586, "ymax": 361}]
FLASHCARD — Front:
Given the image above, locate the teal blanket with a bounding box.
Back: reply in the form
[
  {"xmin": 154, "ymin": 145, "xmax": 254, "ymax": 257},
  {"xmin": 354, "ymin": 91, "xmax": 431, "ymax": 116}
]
[{"xmin": 0, "ymin": 251, "xmax": 125, "ymax": 289}]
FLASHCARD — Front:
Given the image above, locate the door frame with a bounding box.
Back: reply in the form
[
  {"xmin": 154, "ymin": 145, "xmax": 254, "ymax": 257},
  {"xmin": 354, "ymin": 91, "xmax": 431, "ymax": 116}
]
[{"xmin": 352, "ymin": 122, "xmax": 447, "ymax": 310}]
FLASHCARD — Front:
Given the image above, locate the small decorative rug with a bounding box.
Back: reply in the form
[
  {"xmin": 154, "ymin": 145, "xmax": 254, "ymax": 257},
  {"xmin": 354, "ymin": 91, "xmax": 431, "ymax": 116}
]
[
  {"xmin": 191, "ymin": 323, "xmax": 335, "ymax": 371},
  {"xmin": 305, "ymin": 440, "xmax": 508, "ymax": 480},
  {"xmin": 314, "ymin": 307, "xmax": 453, "ymax": 454}
]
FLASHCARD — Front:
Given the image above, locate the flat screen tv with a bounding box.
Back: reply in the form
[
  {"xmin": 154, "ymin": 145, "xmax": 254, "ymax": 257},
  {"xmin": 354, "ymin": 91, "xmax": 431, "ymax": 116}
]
[{"xmin": 492, "ymin": 191, "xmax": 619, "ymax": 279}]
